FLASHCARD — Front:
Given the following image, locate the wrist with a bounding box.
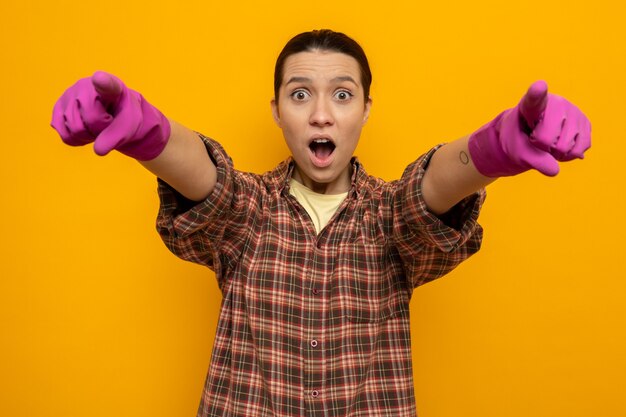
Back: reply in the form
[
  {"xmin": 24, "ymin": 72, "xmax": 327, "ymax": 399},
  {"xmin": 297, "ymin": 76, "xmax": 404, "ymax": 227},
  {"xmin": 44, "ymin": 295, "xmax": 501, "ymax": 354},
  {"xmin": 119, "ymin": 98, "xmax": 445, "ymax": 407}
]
[
  {"xmin": 467, "ymin": 109, "xmax": 528, "ymax": 177},
  {"xmin": 116, "ymin": 94, "xmax": 171, "ymax": 161}
]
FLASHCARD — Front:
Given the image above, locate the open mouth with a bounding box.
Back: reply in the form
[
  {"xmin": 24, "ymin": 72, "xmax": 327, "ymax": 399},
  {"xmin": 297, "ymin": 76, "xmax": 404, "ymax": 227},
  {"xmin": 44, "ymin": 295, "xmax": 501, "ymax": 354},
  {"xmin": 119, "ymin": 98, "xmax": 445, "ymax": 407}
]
[{"xmin": 309, "ymin": 138, "xmax": 336, "ymax": 160}]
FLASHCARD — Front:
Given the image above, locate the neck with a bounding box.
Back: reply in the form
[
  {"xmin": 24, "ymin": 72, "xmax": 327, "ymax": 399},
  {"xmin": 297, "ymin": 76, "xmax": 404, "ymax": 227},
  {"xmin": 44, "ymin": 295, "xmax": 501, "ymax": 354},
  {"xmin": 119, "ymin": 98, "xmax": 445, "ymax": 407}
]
[{"xmin": 292, "ymin": 165, "xmax": 351, "ymax": 195}]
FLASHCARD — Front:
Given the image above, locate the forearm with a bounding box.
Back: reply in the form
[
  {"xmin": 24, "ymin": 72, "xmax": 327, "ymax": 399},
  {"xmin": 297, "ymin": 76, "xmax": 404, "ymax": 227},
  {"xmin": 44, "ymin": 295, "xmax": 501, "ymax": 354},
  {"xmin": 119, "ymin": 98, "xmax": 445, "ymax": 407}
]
[
  {"xmin": 422, "ymin": 135, "xmax": 495, "ymax": 215},
  {"xmin": 140, "ymin": 120, "xmax": 217, "ymax": 202}
]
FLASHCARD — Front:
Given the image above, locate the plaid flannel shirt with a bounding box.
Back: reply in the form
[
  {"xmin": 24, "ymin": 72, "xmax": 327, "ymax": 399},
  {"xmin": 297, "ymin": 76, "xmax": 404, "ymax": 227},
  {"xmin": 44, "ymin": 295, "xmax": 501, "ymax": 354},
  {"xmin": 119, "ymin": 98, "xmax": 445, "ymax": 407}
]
[{"xmin": 156, "ymin": 134, "xmax": 485, "ymax": 417}]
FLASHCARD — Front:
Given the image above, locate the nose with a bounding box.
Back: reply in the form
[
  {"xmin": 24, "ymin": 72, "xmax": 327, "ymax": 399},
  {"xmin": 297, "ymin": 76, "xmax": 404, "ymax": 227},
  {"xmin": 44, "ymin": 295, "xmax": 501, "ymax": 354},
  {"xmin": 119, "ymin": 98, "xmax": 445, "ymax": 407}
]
[{"xmin": 309, "ymin": 97, "xmax": 334, "ymax": 126}]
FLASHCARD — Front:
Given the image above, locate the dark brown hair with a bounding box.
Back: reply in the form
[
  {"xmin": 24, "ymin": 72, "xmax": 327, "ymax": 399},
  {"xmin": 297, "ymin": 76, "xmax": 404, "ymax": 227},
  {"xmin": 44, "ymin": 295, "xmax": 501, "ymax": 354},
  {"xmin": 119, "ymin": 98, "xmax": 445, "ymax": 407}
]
[{"xmin": 274, "ymin": 29, "xmax": 372, "ymax": 104}]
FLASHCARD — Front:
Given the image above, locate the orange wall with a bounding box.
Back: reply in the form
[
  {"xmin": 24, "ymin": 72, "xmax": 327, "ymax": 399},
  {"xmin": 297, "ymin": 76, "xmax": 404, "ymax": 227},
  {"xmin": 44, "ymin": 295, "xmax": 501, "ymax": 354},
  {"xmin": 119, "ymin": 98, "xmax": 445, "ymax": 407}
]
[{"xmin": 1, "ymin": 1, "xmax": 625, "ymax": 416}]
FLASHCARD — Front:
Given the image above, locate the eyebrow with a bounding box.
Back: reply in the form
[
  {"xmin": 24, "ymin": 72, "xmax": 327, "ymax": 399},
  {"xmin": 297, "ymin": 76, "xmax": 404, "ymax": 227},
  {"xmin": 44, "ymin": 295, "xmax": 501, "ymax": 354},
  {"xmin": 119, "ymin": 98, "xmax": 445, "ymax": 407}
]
[{"xmin": 285, "ymin": 75, "xmax": 358, "ymax": 86}]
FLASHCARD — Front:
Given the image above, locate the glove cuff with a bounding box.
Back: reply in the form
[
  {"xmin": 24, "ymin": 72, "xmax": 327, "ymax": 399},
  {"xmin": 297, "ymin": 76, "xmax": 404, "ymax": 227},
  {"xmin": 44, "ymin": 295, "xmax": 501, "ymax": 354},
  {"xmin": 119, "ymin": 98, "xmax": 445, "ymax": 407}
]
[
  {"xmin": 468, "ymin": 109, "xmax": 527, "ymax": 177},
  {"xmin": 116, "ymin": 96, "xmax": 171, "ymax": 161}
]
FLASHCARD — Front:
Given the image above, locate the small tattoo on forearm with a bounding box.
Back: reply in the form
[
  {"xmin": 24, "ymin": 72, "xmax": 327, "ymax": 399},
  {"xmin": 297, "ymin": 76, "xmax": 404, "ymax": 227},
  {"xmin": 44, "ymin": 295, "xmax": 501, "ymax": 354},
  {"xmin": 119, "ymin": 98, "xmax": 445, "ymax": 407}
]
[{"xmin": 459, "ymin": 151, "xmax": 470, "ymax": 165}]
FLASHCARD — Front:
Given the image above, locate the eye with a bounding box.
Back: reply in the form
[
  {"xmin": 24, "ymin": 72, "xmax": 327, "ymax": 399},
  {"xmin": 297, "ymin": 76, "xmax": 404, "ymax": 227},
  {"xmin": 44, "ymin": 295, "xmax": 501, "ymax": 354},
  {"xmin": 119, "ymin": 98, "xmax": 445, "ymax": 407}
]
[
  {"xmin": 290, "ymin": 89, "xmax": 310, "ymax": 101},
  {"xmin": 334, "ymin": 90, "xmax": 353, "ymax": 101}
]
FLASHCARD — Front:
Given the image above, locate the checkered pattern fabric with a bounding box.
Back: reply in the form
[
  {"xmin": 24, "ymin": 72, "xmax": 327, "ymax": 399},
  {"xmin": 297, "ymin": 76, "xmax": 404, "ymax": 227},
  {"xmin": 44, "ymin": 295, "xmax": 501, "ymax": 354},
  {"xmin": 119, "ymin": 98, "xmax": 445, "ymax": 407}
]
[{"xmin": 156, "ymin": 134, "xmax": 485, "ymax": 417}]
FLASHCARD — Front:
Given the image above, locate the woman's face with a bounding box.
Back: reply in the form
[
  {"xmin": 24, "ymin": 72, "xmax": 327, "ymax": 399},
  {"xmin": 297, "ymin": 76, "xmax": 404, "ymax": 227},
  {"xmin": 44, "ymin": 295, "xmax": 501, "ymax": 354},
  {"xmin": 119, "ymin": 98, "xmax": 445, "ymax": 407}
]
[{"xmin": 271, "ymin": 50, "xmax": 372, "ymax": 194}]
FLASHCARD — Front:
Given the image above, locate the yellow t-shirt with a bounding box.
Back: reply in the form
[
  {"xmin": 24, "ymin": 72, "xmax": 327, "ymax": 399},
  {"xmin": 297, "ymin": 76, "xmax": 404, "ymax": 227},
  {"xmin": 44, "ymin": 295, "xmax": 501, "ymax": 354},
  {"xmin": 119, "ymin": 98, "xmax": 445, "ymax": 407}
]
[{"xmin": 289, "ymin": 178, "xmax": 348, "ymax": 234}]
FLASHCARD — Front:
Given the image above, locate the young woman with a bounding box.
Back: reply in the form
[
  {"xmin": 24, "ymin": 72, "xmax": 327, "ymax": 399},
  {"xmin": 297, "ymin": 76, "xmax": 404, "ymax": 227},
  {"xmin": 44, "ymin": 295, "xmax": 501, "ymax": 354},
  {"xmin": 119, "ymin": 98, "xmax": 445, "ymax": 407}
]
[{"xmin": 51, "ymin": 29, "xmax": 590, "ymax": 417}]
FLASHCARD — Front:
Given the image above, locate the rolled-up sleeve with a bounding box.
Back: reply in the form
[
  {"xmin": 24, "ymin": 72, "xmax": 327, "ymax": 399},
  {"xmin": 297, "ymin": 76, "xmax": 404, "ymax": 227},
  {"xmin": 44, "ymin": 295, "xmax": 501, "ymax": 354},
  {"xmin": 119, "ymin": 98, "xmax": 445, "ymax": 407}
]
[
  {"xmin": 156, "ymin": 133, "xmax": 258, "ymax": 279},
  {"xmin": 390, "ymin": 145, "xmax": 486, "ymax": 288}
]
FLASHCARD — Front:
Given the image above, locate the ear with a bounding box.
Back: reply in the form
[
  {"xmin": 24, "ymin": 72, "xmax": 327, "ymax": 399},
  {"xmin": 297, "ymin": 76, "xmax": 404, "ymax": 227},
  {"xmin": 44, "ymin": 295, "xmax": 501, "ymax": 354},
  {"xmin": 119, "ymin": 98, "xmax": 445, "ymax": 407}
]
[
  {"xmin": 271, "ymin": 98, "xmax": 281, "ymax": 127},
  {"xmin": 362, "ymin": 96, "xmax": 373, "ymax": 125}
]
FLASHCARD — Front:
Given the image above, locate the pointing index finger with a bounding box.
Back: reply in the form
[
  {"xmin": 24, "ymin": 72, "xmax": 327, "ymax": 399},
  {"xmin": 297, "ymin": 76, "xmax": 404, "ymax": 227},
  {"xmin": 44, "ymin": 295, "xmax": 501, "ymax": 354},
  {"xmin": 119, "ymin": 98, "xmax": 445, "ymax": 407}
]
[
  {"xmin": 91, "ymin": 71, "xmax": 124, "ymax": 107},
  {"xmin": 519, "ymin": 80, "xmax": 548, "ymax": 130}
]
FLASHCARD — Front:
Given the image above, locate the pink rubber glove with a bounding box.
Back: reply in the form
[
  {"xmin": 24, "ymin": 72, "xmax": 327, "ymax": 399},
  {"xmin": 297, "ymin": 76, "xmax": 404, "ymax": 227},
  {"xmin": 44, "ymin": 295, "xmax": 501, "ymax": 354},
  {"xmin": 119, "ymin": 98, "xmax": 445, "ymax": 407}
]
[
  {"xmin": 51, "ymin": 71, "xmax": 171, "ymax": 161},
  {"xmin": 468, "ymin": 80, "xmax": 591, "ymax": 177}
]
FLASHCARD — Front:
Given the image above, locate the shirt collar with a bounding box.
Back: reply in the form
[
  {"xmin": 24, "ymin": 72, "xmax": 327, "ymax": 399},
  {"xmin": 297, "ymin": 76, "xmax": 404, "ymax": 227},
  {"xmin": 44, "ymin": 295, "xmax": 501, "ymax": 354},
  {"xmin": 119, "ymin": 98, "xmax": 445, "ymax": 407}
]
[{"xmin": 268, "ymin": 157, "xmax": 368, "ymax": 198}]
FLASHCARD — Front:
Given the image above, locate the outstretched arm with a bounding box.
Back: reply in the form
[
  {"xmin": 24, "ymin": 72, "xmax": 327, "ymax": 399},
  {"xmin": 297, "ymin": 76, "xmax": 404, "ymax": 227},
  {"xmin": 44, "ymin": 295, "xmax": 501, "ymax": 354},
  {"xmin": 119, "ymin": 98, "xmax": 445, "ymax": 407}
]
[
  {"xmin": 51, "ymin": 71, "xmax": 216, "ymax": 201},
  {"xmin": 422, "ymin": 80, "xmax": 591, "ymax": 215}
]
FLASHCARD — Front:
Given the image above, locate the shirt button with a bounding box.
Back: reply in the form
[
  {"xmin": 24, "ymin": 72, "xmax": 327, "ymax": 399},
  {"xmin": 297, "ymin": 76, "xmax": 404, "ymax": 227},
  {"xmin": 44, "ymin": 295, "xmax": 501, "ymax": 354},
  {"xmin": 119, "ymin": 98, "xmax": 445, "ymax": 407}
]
[
  {"xmin": 312, "ymin": 288, "xmax": 319, "ymax": 295},
  {"xmin": 310, "ymin": 339, "xmax": 318, "ymax": 348},
  {"xmin": 311, "ymin": 390, "xmax": 320, "ymax": 398}
]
